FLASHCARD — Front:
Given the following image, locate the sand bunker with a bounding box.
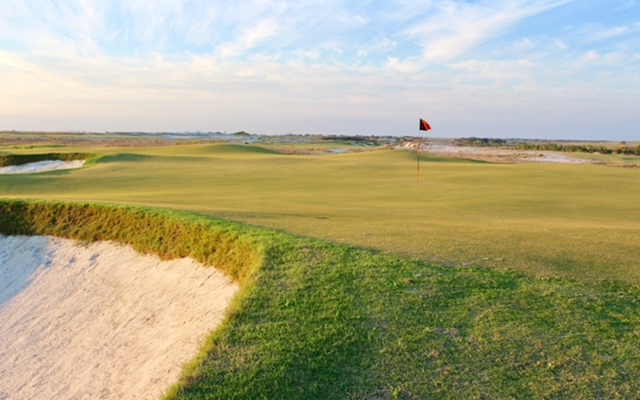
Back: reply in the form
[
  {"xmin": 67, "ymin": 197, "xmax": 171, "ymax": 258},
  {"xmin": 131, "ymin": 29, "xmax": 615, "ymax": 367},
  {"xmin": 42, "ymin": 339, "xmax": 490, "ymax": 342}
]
[
  {"xmin": 425, "ymin": 144, "xmax": 589, "ymax": 163},
  {"xmin": 0, "ymin": 160, "xmax": 86, "ymax": 174},
  {"xmin": 0, "ymin": 235, "xmax": 238, "ymax": 400},
  {"xmin": 398, "ymin": 142, "xmax": 591, "ymax": 164}
]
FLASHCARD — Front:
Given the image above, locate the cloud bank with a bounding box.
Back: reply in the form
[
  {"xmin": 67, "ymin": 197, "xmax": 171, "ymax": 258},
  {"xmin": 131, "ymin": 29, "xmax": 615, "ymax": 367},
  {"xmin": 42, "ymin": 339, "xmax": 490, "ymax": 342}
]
[{"xmin": 1, "ymin": 0, "xmax": 639, "ymax": 139}]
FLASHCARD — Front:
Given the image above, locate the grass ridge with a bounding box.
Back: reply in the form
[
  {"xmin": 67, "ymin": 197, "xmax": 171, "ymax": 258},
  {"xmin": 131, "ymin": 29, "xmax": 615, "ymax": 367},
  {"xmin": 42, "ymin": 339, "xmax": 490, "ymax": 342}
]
[
  {"xmin": 0, "ymin": 199, "xmax": 261, "ymax": 282},
  {"xmin": 0, "ymin": 153, "xmax": 93, "ymax": 167}
]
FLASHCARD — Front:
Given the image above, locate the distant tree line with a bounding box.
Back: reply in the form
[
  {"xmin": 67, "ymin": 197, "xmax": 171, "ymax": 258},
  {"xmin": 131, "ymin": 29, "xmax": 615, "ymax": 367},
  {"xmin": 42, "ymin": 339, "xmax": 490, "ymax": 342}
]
[
  {"xmin": 453, "ymin": 137, "xmax": 640, "ymax": 155},
  {"xmin": 513, "ymin": 142, "xmax": 640, "ymax": 155},
  {"xmin": 453, "ymin": 137, "xmax": 508, "ymax": 147},
  {"xmin": 320, "ymin": 135, "xmax": 373, "ymax": 142}
]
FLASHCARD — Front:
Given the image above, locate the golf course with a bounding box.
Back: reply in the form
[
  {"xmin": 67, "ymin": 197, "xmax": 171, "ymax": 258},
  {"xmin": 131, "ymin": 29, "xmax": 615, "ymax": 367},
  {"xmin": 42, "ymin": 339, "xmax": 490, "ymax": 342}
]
[{"xmin": 2, "ymin": 135, "xmax": 640, "ymax": 398}]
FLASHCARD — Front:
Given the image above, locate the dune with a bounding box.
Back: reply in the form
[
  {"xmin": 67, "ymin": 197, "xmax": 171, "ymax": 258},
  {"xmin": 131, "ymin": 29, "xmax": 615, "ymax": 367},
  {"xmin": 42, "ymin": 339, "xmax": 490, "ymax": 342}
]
[{"xmin": 0, "ymin": 234, "xmax": 238, "ymax": 400}]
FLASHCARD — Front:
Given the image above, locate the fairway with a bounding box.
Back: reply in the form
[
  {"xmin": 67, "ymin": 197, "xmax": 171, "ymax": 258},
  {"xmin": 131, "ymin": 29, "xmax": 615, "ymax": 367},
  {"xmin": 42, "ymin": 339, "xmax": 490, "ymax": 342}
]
[
  {"xmin": 2, "ymin": 143, "xmax": 640, "ymax": 284},
  {"xmin": 3, "ymin": 141, "xmax": 640, "ymax": 399}
]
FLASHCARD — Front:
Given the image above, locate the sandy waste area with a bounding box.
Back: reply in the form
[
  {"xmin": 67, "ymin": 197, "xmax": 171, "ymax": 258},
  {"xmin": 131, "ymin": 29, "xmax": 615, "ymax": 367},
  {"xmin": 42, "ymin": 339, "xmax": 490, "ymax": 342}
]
[
  {"xmin": 400, "ymin": 143, "xmax": 590, "ymax": 164},
  {"xmin": 0, "ymin": 160, "xmax": 86, "ymax": 174},
  {"xmin": 0, "ymin": 235, "xmax": 238, "ymax": 400}
]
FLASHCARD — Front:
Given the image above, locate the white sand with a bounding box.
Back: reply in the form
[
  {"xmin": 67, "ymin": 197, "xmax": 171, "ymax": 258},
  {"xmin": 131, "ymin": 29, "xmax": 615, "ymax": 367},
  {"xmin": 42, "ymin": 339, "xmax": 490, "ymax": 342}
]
[
  {"xmin": 0, "ymin": 235, "xmax": 238, "ymax": 400},
  {"xmin": 399, "ymin": 142, "xmax": 590, "ymax": 164},
  {"xmin": 425, "ymin": 144, "xmax": 589, "ymax": 163},
  {"xmin": 0, "ymin": 160, "xmax": 86, "ymax": 174}
]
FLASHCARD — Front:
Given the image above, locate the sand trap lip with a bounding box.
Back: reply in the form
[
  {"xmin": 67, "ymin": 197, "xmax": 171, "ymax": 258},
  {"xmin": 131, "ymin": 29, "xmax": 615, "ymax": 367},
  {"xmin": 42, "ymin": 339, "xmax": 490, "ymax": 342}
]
[
  {"xmin": 0, "ymin": 160, "xmax": 86, "ymax": 174},
  {"xmin": 0, "ymin": 234, "xmax": 238, "ymax": 400}
]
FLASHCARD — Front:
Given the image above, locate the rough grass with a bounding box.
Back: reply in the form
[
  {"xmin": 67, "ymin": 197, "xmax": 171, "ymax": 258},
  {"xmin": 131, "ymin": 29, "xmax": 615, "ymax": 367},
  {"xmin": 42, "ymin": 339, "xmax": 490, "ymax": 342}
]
[
  {"xmin": 0, "ymin": 200, "xmax": 259, "ymax": 282},
  {"xmin": 0, "ymin": 152, "xmax": 93, "ymax": 167},
  {"xmin": 2, "ymin": 199, "xmax": 640, "ymax": 399}
]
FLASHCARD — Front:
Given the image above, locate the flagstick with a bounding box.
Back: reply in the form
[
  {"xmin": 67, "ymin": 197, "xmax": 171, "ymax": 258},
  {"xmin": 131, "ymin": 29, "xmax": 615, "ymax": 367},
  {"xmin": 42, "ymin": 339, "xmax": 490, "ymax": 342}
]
[
  {"xmin": 416, "ymin": 118, "xmax": 431, "ymax": 183},
  {"xmin": 416, "ymin": 131, "xmax": 422, "ymax": 183}
]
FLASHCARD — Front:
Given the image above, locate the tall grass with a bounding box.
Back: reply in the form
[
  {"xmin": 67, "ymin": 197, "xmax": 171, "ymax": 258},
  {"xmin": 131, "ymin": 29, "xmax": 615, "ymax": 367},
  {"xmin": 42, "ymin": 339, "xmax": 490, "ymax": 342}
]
[
  {"xmin": 2, "ymin": 199, "xmax": 640, "ymax": 398},
  {"xmin": 0, "ymin": 152, "xmax": 93, "ymax": 167},
  {"xmin": 0, "ymin": 200, "xmax": 260, "ymax": 282}
]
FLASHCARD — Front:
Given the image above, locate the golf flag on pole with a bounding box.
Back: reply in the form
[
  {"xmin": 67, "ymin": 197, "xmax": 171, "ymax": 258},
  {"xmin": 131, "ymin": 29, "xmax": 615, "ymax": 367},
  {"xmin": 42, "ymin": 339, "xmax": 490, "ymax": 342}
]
[{"xmin": 416, "ymin": 118, "xmax": 431, "ymax": 183}]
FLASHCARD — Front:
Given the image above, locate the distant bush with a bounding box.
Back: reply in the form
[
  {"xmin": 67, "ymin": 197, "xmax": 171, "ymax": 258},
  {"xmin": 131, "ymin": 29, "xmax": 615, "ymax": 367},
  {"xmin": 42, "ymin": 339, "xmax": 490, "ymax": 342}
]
[
  {"xmin": 614, "ymin": 145, "xmax": 640, "ymax": 155},
  {"xmin": 321, "ymin": 135, "xmax": 376, "ymax": 142},
  {"xmin": 451, "ymin": 138, "xmax": 640, "ymax": 156},
  {"xmin": 513, "ymin": 142, "xmax": 640, "ymax": 155},
  {"xmin": 454, "ymin": 137, "xmax": 508, "ymax": 147}
]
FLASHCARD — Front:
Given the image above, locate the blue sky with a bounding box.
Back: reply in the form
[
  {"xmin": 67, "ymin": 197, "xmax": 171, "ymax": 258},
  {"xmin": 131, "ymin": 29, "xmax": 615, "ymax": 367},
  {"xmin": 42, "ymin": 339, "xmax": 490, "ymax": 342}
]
[{"xmin": 1, "ymin": 1, "xmax": 639, "ymax": 139}]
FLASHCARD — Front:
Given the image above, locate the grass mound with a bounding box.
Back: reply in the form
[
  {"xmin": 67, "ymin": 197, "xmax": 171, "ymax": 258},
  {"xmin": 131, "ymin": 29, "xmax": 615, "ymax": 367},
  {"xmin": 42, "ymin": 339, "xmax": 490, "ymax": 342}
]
[
  {"xmin": 196, "ymin": 143, "xmax": 279, "ymax": 155},
  {"xmin": 2, "ymin": 199, "xmax": 640, "ymax": 399},
  {"xmin": 155, "ymin": 144, "xmax": 279, "ymax": 157}
]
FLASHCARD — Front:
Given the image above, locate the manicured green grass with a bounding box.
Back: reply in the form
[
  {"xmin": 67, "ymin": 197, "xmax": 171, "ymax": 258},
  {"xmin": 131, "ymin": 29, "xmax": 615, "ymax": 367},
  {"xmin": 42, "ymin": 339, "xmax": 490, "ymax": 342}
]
[
  {"xmin": 2, "ymin": 142, "xmax": 640, "ymax": 397},
  {"xmin": 3, "ymin": 142, "xmax": 640, "ymax": 397},
  {"xmin": 2, "ymin": 200, "xmax": 640, "ymax": 399},
  {"xmin": 2, "ymin": 143, "xmax": 639, "ymax": 284}
]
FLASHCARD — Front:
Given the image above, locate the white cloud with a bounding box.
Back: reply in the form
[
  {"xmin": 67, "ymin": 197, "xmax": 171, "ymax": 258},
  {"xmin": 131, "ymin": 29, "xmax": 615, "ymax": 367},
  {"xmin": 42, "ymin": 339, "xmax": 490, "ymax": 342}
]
[
  {"xmin": 581, "ymin": 22, "xmax": 640, "ymax": 42},
  {"xmin": 553, "ymin": 39, "xmax": 568, "ymax": 51},
  {"xmin": 215, "ymin": 19, "xmax": 279, "ymax": 58},
  {"xmin": 385, "ymin": 56, "xmax": 421, "ymax": 73},
  {"xmin": 512, "ymin": 37, "xmax": 536, "ymax": 51},
  {"xmin": 402, "ymin": 0, "xmax": 575, "ymax": 63},
  {"xmin": 581, "ymin": 50, "xmax": 599, "ymax": 62},
  {"xmin": 612, "ymin": 0, "xmax": 637, "ymax": 12},
  {"xmin": 1, "ymin": 0, "xmax": 639, "ymax": 139}
]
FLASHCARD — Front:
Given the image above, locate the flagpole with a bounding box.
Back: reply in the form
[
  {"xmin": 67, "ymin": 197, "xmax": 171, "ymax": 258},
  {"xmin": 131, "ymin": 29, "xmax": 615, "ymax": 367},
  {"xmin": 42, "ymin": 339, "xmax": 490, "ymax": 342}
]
[
  {"xmin": 417, "ymin": 118, "xmax": 431, "ymax": 183},
  {"xmin": 416, "ymin": 130, "xmax": 421, "ymax": 183}
]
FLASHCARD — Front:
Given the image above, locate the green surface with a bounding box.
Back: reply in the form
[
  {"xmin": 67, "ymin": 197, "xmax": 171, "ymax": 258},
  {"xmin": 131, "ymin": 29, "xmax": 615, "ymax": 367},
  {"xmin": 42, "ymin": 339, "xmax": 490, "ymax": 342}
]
[
  {"xmin": 3, "ymin": 143, "xmax": 640, "ymax": 398},
  {"xmin": 2, "ymin": 143, "xmax": 639, "ymax": 284}
]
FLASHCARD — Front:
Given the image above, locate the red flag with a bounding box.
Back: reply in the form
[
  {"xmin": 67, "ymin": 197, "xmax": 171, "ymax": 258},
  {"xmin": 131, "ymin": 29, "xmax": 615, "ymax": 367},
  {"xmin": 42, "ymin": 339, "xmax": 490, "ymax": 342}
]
[{"xmin": 419, "ymin": 119, "xmax": 431, "ymax": 131}]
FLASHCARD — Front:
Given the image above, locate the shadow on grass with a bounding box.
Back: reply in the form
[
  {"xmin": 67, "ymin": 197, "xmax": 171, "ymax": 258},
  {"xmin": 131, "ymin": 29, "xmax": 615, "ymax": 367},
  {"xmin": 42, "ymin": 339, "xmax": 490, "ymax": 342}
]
[
  {"xmin": 393, "ymin": 150, "xmax": 491, "ymax": 164},
  {"xmin": 97, "ymin": 154, "xmax": 156, "ymax": 163},
  {"xmin": 195, "ymin": 144, "xmax": 280, "ymax": 155}
]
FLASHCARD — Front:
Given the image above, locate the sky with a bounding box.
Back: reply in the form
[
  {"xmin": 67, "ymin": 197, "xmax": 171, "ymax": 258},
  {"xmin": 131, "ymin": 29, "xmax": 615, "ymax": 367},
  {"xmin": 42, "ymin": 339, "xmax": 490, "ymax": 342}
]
[{"xmin": 1, "ymin": 1, "xmax": 639, "ymax": 140}]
